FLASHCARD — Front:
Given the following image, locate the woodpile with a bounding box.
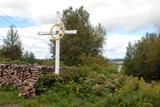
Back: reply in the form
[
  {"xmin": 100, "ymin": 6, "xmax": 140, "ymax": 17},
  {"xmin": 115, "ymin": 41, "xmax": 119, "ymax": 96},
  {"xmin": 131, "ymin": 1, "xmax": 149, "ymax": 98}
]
[
  {"xmin": 0, "ymin": 64, "xmax": 53, "ymax": 97},
  {"xmin": 0, "ymin": 64, "xmax": 77, "ymax": 97},
  {"xmin": 18, "ymin": 79, "xmax": 36, "ymax": 97}
]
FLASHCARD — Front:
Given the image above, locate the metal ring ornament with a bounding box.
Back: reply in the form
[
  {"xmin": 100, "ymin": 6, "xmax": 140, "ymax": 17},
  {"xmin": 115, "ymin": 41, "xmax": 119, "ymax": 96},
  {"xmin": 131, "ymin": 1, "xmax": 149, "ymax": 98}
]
[{"xmin": 50, "ymin": 24, "xmax": 65, "ymax": 40}]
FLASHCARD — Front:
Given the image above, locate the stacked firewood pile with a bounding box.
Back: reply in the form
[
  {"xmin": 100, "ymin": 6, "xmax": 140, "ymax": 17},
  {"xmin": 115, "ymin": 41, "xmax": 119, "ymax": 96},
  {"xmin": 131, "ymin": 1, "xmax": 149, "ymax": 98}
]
[{"xmin": 0, "ymin": 64, "xmax": 53, "ymax": 97}]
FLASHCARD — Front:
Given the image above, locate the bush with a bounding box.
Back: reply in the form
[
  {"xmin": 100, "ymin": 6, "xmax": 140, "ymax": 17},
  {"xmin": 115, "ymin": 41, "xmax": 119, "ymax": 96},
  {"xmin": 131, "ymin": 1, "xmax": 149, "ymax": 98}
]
[
  {"xmin": 79, "ymin": 56, "xmax": 116, "ymax": 75},
  {"xmin": 35, "ymin": 68, "xmax": 160, "ymax": 106},
  {"xmin": 107, "ymin": 64, "xmax": 117, "ymax": 74},
  {"xmin": 80, "ymin": 56, "xmax": 108, "ymax": 66}
]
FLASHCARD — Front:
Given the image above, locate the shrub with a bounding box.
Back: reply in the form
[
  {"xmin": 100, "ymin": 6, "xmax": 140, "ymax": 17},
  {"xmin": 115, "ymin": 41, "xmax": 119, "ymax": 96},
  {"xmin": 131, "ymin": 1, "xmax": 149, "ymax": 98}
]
[
  {"xmin": 79, "ymin": 56, "xmax": 116, "ymax": 75},
  {"xmin": 35, "ymin": 65, "xmax": 160, "ymax": 106}
]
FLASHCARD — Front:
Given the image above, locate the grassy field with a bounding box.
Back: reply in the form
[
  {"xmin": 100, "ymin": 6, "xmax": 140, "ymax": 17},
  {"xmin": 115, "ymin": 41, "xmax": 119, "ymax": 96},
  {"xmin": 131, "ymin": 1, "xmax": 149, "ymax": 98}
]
[{"xmin": 0, "ymin": 88, "xmax": 92, "ymax": 107}]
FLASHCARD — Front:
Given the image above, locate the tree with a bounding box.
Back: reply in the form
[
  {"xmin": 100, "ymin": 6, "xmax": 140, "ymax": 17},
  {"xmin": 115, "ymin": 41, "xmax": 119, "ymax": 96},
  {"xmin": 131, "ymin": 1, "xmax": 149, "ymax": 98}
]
[
  {"xmin": 0, "ymin": 46, "xmax": 3, "ymax": 58},
  {"xmin": 50, "ymin": 6, "xmax": 106, "ymax": 65},
  {"xmin": 1, "ymin": 26, "xmax": 23, "ymax": 60},
  {"xmin": 123, "ymin": 42, "xmax": 136, "ymax": 76},
  {"xmin": 23, "ymin": 51, "xmax": 35, "ymax": 64},
  {"xmin": 124, "ymin": 33, "xmax": 160, "ymax": 80}
]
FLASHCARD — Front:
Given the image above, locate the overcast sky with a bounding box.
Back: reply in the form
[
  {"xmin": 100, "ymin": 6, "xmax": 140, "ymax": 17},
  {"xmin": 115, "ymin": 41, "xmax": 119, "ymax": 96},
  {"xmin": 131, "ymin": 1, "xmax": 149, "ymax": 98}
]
[{"xmin": 0, "ymin": 0, "xmax": 159, "ymax": 59}]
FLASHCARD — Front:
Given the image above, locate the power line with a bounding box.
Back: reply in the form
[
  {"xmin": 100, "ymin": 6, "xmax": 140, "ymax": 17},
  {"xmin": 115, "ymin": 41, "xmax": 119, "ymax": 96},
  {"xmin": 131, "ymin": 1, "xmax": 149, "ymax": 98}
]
[
  {"xmin": 0, "ymin": 34, "xmax": 49, "ymax": 44},
  {"xmin": 21, "ymin": 36, "xmax": 49, "ymax": 43},
  {"xmin": 0, "ymin": 9, "xmax": 21, "ymax": 27},
  {"xmin": 0, "ymin": 16, "xmax": 16, "ymax": 26}
]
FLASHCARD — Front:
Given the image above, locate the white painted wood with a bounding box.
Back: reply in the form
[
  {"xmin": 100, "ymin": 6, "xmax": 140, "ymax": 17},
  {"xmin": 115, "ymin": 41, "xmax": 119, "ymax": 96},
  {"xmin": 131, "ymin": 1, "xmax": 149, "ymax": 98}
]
[
  {"xmin": 55, "ymin": 40, "xmax": 60, "ymax": 74},
  {"xmin": 64, "ymin": 30, "xmax": 77, "ymax": 34},
  {"xmin": 38, "ymin": 30, "xmax": 77, "ymax": 35},
  {"xmin": 38, "ymin": 11, "xmax": 77, "ymax": 75}
]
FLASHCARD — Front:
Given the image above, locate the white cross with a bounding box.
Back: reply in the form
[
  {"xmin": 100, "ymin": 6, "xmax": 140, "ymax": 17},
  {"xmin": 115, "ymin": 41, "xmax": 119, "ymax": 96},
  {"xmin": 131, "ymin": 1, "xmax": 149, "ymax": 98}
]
[{"xmin": 38, "ymin": 11, "xmax": 77, "ymax": 75}]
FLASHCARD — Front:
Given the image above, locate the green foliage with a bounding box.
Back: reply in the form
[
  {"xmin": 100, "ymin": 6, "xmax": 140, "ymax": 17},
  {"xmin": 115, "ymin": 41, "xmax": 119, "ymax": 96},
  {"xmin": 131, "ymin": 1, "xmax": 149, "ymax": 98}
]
[
  {"xmin": 0, "ymin": 57, "xmax": 27, "ymax": 64},
  {"xmin": 79, "ymin": 56, "xmax": 111, "ymax": 75},
  {"xmin": 1, "ymin": 65, "xmax": 160, "ymax": 107},
  {"xmin": 34, "ymin": 65, "xmax": 160, "ymax": 107},
  {"xmin": 0, "ymin": 26, "xmax": 23, "ymax": 60},
  {"xmin": 0, "ymin": 26, "xmax": 36, "ymax": 63},
  {"xmin": 31, "ymin": 59, "xmax": 53, "ymax": 66},
  {"xmin": 124, "ymin": 33, "xmax": 160, "ymax": 80},
  {"xmin": 107, "ymin": 64, "xmax": 117, "ymax": 74},
  {"xmin": 35, "ymin": 59, "xmax": 65, "ymax": 66},
  {"xmin": 23, "ymin": 51, "xmax": 35, "ymax": 64},
  {"xmin": 50, "ymin": 6, "xmax": 106, "ymax": 66},
  {"xmin": 80, "ymin": 55, "xmax": 107, "ymax": 66},
  {"xmin": 91, "ymin": 77, "xmax": 160, "ymax": 107}
]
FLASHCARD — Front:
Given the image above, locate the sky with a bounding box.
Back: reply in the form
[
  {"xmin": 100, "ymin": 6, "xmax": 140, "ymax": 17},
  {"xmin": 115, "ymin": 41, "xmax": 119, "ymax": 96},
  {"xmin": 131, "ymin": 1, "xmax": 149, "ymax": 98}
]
[{"xmin": 0, "ymin": 0, "xmax": 159, "ymax": 59}]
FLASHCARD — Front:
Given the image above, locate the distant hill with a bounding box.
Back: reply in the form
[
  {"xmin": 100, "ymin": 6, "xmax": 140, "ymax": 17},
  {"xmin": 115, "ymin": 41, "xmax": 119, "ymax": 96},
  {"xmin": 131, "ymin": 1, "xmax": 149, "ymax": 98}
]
[{"xmin": 109, "ymin": 59, "xmax": 124, "ymax": 64}]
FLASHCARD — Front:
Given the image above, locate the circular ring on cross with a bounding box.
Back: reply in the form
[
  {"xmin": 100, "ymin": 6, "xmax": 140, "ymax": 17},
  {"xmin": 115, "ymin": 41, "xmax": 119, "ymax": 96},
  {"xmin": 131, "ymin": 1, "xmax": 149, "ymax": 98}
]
[{"xmin": 50, "ymin": 24, "xmax": 65, "ymax": 40}]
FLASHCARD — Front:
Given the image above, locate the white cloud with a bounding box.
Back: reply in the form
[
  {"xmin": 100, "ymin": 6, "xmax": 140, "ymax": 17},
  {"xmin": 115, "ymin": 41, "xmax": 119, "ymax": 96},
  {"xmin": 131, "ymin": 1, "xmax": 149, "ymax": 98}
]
[
  {"xmin": 89, "ymin": 0, "xmax": 160, "ymax": 31},
  {"xmin": 0, "ymin": 0, "xmax": 160, "ymax": 59},
  {"xmin": 103, "ymin": 34, "xmax": 142, "ymax": 59},
  {"xmin": 0, "ymin": 0, "xmax": 160, "ymax": 31},
  {"xmin": 0, "ymin": 0, "xmax": 31, "ymax": 17}
]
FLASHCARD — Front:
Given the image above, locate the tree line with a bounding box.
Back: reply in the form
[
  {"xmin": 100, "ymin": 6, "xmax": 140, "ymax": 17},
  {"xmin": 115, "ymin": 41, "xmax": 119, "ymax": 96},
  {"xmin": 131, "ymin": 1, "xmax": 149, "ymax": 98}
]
[{"xmin": 124, "ymin": 33, "xmax": 160, "ymax": 81}]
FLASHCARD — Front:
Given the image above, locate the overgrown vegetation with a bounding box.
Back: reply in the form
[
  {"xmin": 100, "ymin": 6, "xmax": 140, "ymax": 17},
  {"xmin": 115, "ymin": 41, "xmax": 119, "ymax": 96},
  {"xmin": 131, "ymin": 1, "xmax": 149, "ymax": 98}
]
[
  {"xmin": 1, "ymin": 62, "xmax": 160, "ymax": 107},
  {"xmin": 34, "ymin": 62, "xmax": 160, "ymax": 107},
  {"xmin": 124, "ymin": 33, "xmax": 160, "ymax": 80}
]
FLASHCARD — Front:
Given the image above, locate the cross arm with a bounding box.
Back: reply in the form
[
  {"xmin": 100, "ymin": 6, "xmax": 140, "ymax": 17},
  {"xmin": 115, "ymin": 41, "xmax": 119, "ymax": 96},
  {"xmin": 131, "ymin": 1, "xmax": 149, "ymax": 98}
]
[
  {"xmin": 37, "ymin": 32, "xmax": 51, "ymax": 35},
  {"xmin": 64, "ymin": 30, "xmax": 77, "ymax": 34},
  {"xmin": 38, "ymin": 30, "xmax": 77, "ymax": 35}
]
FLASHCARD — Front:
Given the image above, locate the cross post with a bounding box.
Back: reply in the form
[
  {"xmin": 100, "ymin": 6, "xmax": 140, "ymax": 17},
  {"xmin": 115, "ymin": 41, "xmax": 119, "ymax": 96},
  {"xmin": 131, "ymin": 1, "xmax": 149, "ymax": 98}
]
[{"xmin": 38, "ymin": 12, "xmax": 77, "ymax": 75}]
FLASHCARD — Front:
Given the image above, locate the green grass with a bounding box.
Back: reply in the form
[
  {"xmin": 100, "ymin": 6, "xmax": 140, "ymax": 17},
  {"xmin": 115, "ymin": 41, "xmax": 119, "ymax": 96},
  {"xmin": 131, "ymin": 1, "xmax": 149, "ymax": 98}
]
[
  {"xmin": 0, "ymin": 58, "xmax": 28, "ymax": 65},
  {"xmin": 0, "ymin": 89, "xmax": 88, "ymax": 107},
  {"xmin": 0, "ymin": 87, "xmax": 51, "ymax": 107},
  {"xmin": 0, "ymin": 90, "xmax": 20, "ymax": 104},
  {"xmin": 1, "ymin": 85, "xmax": 160, "ymax": 107}
]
